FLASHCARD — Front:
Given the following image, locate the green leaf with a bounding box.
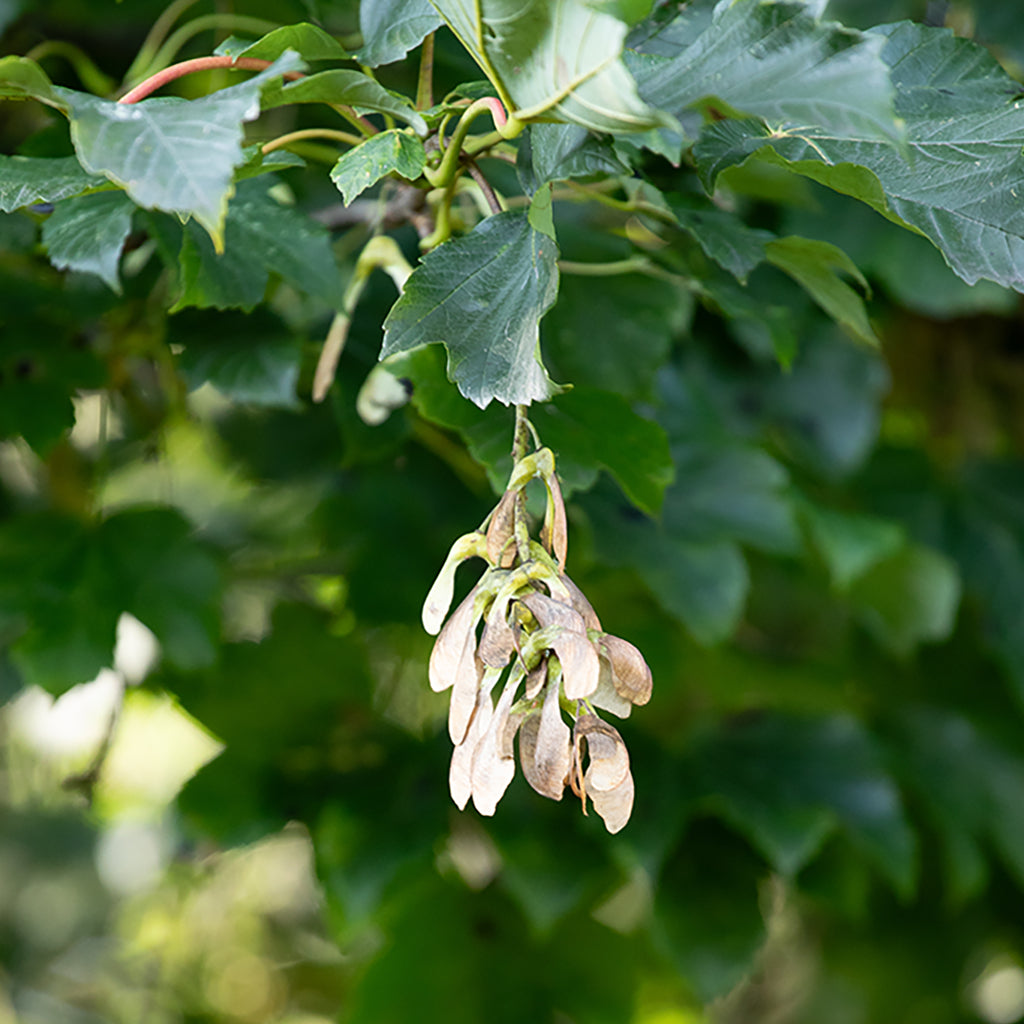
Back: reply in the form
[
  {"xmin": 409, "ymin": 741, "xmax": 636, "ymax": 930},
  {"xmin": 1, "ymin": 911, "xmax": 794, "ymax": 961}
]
[
  {"xmin": 629, "ymin": 0, "xmax": 899, "ymax": 146},
  {"xmin": 671, "ymin": 202, "xmax": 773, "ymax": 283},
  {"xmin": 695, "ymin": 714, "xmax": 917, "ymax": 893},
  {"xmin": 695, "ymin": 23, "xmax": 1024, "ymax": 292},
  {"xmin": 381, "ymin": 210, "xmax": 561, "ymax": 408},
  {"xmin": 653, "ymin": 830, "xmax": 766, "ymax": 1002},
  {"xmin": 261, "ymin": 70, "xmax": 427, "ymax": 135},
  {"xmin": 430, "ymin": 0, "xmax": 671, "ymax": 133},
  {"xmin": 0, "ymin": 155, "xmax": 104, "ymax": 211},
  {"xmin": 663, "ymin": 443, "xmax": 801, "ymax": 555},
  {"xmin": 172, "ymin": 179, "xmax": 343, "ymax": 312},
  {"xmin": 0, "ymin": 507, "xmax": 221, "ymax": 694},
  {"xmin": 0, "ymin": 55, "xmax": 63, "ymax": 106},
  {"xmin": 802, "ymin": 504, "xmax": 905, "ymax": 590},
  {"xmin": 59, "ymin": 54, "xmax": 302, "ymax": 249},
  {"xmin": 41, "ymin": 192, "xmax": 135, "ymax": 292},
  {"xmin": 177, "ymin": 318, "xmax": 303, "ymax": 409},
  {"xmin": 357, "ymin": 0, "xmax": 443, "ymax": 67},
  {"xmin": 585, "ymin": 484, "xmax": 749, "ymax": 645},
  {"xmin": 541, "ymin": 267, "xmax": 687, "ymax": 399},
  {"xmin": 215, "ymin": 22, "xmax": 348, "ymax": 61},
  {"xmin": 894, "ymin": 708, "xmax": 1024, "ymax": 901},
  {"xmin": 330, "ymin": 130, "xmax": 426, "ymax": 204},
  {"xmin": 849, "ymin": 544, "xmax": 962, "ymax": 656},
  {"xmin": 765, "ymin": 236, "xmax": 878, "ymax": 345},
  {"xmin": 516, "ymin": 123, "xmax": 630, "ymax": 192},
  {"xmin": 531, "ymin": 388, "xmax": 674, "ymax": 514}
]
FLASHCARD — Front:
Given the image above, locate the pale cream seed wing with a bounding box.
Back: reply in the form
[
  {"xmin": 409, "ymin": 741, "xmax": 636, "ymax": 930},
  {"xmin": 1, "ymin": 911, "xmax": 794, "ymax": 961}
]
[
  {"xmin": 589, "ymin": 770, "xmax": 634, "ymax": 834},
  {"xmin": 470, "ymin": 672, "xmax": 521, "ymax": 816},
  {"xmin": 575, "ymin": 714, "xmax": 631, "ymax": 791},
  {"xmin": 422, "ymin": 533, "xmax": 484, "ymax": 635},
  {"xmin": 428, "ymin": 588, "xmax": 479, "ymax": 693},
  {"xmin": 449, "ymin": 684, "xmax": 494, "ymax": 810}
]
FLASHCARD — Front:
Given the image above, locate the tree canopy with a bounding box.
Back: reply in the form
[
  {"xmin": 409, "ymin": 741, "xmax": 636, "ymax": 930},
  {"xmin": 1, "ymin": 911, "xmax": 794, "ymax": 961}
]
[{"xmin": 3, "ymin": 1, "xmax": 1024, "ymax": 1022}]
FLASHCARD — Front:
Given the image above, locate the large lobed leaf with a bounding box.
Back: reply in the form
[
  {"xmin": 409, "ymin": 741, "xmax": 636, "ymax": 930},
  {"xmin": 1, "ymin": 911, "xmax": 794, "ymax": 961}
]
[
  {"xmin": 695, "ymin": 22, "xmax": 1024, "ymax": 292},
  {"xmin": 429, "ymin": 0, "xmax": 670, "ymax": 133},
  {"xmin": 381, "ymin": 210, "xmax": 561, "ymax": 408},
  {"xmin": 58, "ymin": 53, "xmax": 302, "ymax": 250},
  {"xmin": 628, "ymin": 0, "xmax": 900, "ymax": 146}
]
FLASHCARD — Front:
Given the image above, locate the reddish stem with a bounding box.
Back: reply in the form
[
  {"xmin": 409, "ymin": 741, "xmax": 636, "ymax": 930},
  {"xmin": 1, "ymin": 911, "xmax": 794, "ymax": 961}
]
[
  {"xmin": 117, "ymin": 54, "xmax": 377, "ymax": 136},
  {"xmin": 483, "ymin": 95, "xmax": 508, "ymax": 129},
  {"xmin": 118, "ymin": 55, "xmax": 300, "ymax": 104}
]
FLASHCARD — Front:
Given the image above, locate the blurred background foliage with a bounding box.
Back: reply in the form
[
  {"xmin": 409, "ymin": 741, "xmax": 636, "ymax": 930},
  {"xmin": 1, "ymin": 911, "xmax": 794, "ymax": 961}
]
[{"xmin": 3, "ymin": 1, "xmax": 1024, "ymax": 1022}]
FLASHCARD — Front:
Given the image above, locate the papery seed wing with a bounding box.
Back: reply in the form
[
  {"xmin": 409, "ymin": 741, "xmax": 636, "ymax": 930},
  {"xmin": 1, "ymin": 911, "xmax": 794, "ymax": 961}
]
[
  {"xmin": 449, "ymin": 683, "xmax": 495, "ymax": 810},
  {"xmin": 589, "ymin": 770, "xmax": 634, "ymax": 834},
  {"xmin": 553, "ymin": 632, "xmax": 600, "ymax": 700},
  {"xmin": 575, "ymin": 713, "xmax": 630, "ymax": 791},
  {"xmin": 559, "ymin": 574, "xmax": 602, "ymax": 632},
  {"xmin": 521, "ymin": 677, "xmax": 570, "ymax": 800},
  {"xmin": 519, "ymin": 590, "xmax": 586, "ymax": 632},
  {"xmin": 541, "ymin": 471, "xmax": 568, "ymax": 572},
  {"xmin": 590, "ymin": 656, "xmax": 632, "ymax": 719},
  {"xmin": 486, "ymin": 489, "xmax": 518, "ymax": 567},
  {"xmin": 422, "ymin": 533, "xmax": 484, "ymax": 634},
  {"xmin": 428, "ymin": 588, "xmax": 479, "ymax": 693},
  {"xmin": 523, "ymin": 657, "xmax": 548, "ymax": 700},
  {"xmin": 449, "ymin": 647, "xmax": 487, "ymax": 745},
  {"xmin": 470, "ymin": 671, "xmax": 521, "ymax": 816},
  {"xmin": 601, "ymin": 635, "xmax": 653, "ymax": 706},
  {"xmin": 478, "ymin": 600, "xmax": 516, "ymax": 668}
]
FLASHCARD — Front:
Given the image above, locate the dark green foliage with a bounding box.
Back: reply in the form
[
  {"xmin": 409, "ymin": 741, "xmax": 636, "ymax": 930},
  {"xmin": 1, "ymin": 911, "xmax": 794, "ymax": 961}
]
[{"xmin": 3, "ymin": 2, "xmax": 1024, "ymax": 1023}]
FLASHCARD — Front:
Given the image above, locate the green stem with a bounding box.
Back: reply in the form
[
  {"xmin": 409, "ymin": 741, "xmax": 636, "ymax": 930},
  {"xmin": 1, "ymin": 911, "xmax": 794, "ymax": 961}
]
[
  {"xmin": 424, "ymin": 96, "xmax": 516, "ymax": 188},
  {"xmin": 25, "ymin": 40, "xmax": 116, "ymax": 95},
  {"xmin": 419, "ymin": 174, "xmax": 461, "ymax": 249},
  {"xmin": 147, "ymin": 14, "xmax": 279, "ymax": 78},
  {"xmin": 261, "ymin": 127, "xmax": 364, "ymax": 153},
  {"xmin": 416, "ymin": 32, "xmax": 435, "ymax": 110},
  {"xmin": 557, "ymin": 257, "xmax": 653, "ymax": 276},
  {"xmin": 123, "ymin": 0, "xmax": 200, "ymax": 86}
]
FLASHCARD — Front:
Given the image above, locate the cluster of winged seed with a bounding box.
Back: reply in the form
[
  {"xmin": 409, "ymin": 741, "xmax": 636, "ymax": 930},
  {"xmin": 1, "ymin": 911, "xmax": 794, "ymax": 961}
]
[{"xmin": 421, "ymin": 445, "xmax": 652, "ymax": 834}]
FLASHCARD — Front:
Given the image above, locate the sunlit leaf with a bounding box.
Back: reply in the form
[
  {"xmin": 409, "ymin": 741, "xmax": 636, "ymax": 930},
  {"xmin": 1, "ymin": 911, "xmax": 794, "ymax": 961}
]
[
  {"xmin": 695, "ymin": 22, "xmax": 1024, "ymax": 292},
  {"xmin": 430, "ymin": 0, "xmax": 671, "ymax": 133},
  {"xmin": 59, "ymin": 54, "xmax": 302, "ymax": 248},
  {"xmin": 629, "ymin": 0, "xmax": 899, "ymax": 146}
]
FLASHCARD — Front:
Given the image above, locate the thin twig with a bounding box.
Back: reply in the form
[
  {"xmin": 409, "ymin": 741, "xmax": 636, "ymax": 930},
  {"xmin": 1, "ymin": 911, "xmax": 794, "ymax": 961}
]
[{"xmin": 466, "ymin": 162, "xmax": 503, "ymax": 215}]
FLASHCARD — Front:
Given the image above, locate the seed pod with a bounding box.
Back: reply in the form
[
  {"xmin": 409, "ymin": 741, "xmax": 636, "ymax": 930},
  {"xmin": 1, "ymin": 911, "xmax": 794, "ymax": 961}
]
[
  {"xmin": 558, "ymin": 573, "xmax": 602, "ymax": 632},
  {"xmin": 520, "ymin": 675, "xmax": 570, "ymax": 800},
  {"xmin": 600, "ymin": 635, "xmax": 653, "ymax": 706},
  {"xmin": 486, "ymin": 489, "xmax": 518, "ymax": 567},
  {"xmin": 477, "ymin": 600, "xmax": 516, "ymax": 668},
  {"xmin": 575, "ymin": 714, "xmax": 630, "ymax": 791},
  {"xmin": 541, "ymin": 470, "xmax": 568, "ymax": 571}
]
